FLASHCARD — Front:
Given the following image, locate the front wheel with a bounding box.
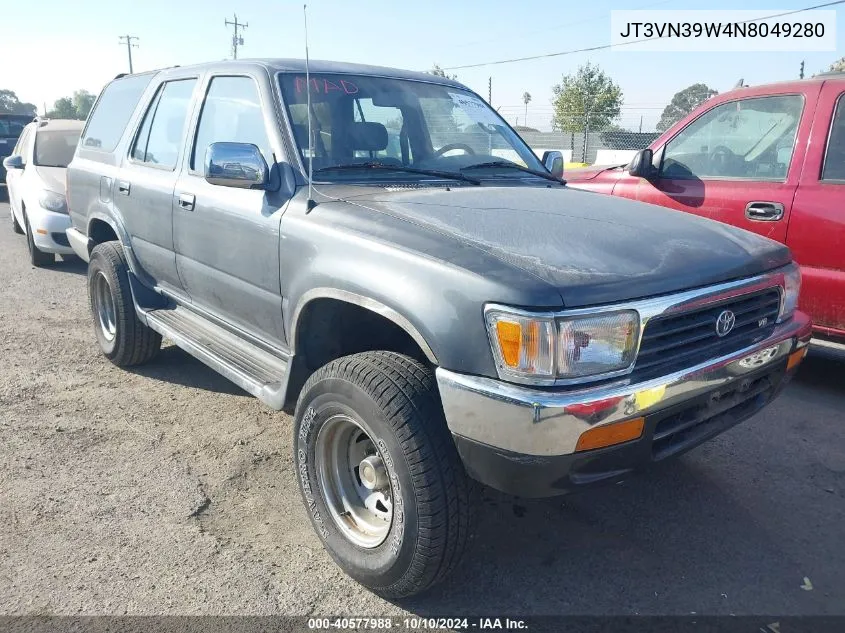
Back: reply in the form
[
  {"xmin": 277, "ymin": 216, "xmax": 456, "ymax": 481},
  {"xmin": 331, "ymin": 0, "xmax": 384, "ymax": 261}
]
[
  {"xmin": 11, "ymin": 207, "xmax": 23, "ymax": 234},
  {"xmin": 24, "ymin": 211, "xmax": 54, "ymax": 267},
  {"xmin": 294, "ymin": 351, "xmax": 475, "ymax": 598}
]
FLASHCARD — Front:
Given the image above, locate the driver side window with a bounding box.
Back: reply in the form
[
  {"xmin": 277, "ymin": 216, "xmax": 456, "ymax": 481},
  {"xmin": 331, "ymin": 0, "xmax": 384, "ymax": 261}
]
[{"xmin": 661, "ymin": 95, "xmax": 803, "ymax": 181}]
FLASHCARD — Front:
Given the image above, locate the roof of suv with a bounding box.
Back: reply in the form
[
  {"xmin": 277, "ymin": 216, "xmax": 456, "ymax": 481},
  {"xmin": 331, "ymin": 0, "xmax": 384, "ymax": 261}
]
[
  {"xmin": 148, "ymin": 58, "xmax": 465, "ymax": 89},
  {"xmin": 32, "ymin": 119, "xmax": 86, "ymax": 131}
]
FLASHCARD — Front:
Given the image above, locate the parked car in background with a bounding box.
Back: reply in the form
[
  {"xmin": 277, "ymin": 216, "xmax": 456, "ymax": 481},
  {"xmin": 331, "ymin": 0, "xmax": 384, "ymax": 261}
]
[
  {"xmin": 567, "ymin": 73, "xmax": 845, "ymax": 343},
  {"xmin": 66, "ymin": 60, "xmax": 810, "ymax": 598},
  {"xmin": 3, "ymin": 118, "xmax": 84, "ymax": 266},
  {"xmin": 0, "ymin": 114, "xmax": 32, "ymax": 183}
]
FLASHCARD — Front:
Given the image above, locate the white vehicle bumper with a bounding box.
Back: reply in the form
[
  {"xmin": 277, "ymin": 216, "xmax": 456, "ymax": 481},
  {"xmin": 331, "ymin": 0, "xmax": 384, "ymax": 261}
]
[{"xmin": 28, "ymin": 207, "xmax": 74, "ymax": 255}]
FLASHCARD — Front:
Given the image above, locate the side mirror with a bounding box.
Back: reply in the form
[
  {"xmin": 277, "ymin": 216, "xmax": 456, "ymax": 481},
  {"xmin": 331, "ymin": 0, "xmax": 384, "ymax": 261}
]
[
  {"xmin": 542, "ymin": 150, "xmax": 564, "ymax": 179},
  {"xmin": 627, "ymin": 148, "xmax": 655, "ymax": 178},
  {"xmin": 205, "ymin": 142, "xmax": 269, "ymax": 189},
  {"xmin": 2, "ymin": 155, "xmax": 24, "ymax": 171}
]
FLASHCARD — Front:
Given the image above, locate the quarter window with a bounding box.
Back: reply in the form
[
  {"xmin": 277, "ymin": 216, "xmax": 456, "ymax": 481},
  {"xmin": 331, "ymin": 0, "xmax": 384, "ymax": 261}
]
[
  {"xmin": 822, "ymin": 94, "xmax": 845, "ymax": 182},
  {"xmin": 661, "ymin": 95, "xmax": 804, "ymax": 181},
  {"xmin": 131, "ymin": 79, "xmax": 197, "ymax": 170},
  {"xmin": 82, "ymin": 74, "xmax": 153, "ymax": 152},
  {"xmin": 191, "ymin": 76, "xmax": 271, "ymax": 170}
]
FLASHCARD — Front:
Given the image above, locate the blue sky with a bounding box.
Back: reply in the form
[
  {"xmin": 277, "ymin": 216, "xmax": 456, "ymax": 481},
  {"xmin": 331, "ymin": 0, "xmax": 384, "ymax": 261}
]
[{"xmin": 1, "ymin": 0, "xmax": 842, "ymax": 131}]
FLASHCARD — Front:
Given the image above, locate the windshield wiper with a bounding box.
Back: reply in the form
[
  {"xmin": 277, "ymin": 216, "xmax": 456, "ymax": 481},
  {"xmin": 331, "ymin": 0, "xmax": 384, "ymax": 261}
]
[
  {"xmin": 314, "ymin": 162, "xmax": 481, "ymax": 185},
  {"xmin": 459, "ymin": 161, "xmax": 565, "ymax": 184}
]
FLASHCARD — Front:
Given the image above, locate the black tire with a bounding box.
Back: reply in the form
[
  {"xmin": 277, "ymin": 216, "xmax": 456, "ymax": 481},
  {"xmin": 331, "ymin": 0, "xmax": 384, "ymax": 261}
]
[
  {"xmin": 87, "ymin": 241, "xmax": 161, "ymax": 367},
  {"xmin": 23, "ymin": 211, "xmax": 54, "ymax": 267},
  {"xmin": 11, "ymin": 207, "xmax": 23, "ymax": 234},
  {"xmin": 294, "ymin": 351, "xmax": 475, "ymax": 598}
]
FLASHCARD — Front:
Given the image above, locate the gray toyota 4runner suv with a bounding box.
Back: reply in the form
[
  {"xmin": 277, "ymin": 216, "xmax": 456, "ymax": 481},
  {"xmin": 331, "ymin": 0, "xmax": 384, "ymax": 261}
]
[{"xmin": 66, "ymin": 60, "xmax": 812, "ymax": 597}]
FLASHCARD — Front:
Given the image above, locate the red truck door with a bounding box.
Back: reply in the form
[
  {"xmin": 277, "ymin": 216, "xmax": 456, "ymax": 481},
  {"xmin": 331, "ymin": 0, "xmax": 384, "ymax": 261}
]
[
  {"xmin": 614, "ymin": 86, "xmax": 820, "ymax": 244},
  {"xmin": 787, "ymin": 81, "xmax": 845, "ymax": 338}
]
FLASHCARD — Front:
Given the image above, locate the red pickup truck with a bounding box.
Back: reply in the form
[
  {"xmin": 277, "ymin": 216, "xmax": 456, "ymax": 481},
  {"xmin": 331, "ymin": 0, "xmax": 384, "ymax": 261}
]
[{"xmin": 567, "ymin": 73, "xmax": 844, "ymax": 342}]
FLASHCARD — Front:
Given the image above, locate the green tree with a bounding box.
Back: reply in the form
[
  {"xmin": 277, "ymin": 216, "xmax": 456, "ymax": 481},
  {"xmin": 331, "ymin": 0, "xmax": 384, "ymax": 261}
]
[
  {"xmin": 72, "ymin": 89, "xmax": 96, "ymax": 119},
  {"xmin": 48, "ymin": 97, "xmax": 78, "ymax": 119},
  {"xmin": 656, "ymin": 83, "xmax": 718, "ymax": 132},
  {"xmin": 830, "ymin": 57, "xmax": 845, "ymax": 72},
  {"xmin": 428, "ymin": 64, "xmax": 457, "ymax": 80},
  {"xmin": 0, "ymin": 89, "xmax": 37, "ymax": 115},
  {"xmin": 551, "ymin": 62, "xmax": 623, "ymax": 134}
]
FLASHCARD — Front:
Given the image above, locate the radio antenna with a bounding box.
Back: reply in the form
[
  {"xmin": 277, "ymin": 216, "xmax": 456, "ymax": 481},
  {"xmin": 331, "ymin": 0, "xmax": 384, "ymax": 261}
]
[{"xmin": 304, "ymin": 4, "xmax": 317, "ymax": 212}]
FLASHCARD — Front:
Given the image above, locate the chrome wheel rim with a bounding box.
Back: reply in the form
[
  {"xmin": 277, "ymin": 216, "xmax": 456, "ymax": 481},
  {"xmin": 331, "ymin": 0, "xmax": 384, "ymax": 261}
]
[
  {"xmin": 315, "ymin": 414, "xmax": 393, "ymax": 548},
  {"xmin": 93, "ymin": 272, "xmax": 117, "ymax": 342}
]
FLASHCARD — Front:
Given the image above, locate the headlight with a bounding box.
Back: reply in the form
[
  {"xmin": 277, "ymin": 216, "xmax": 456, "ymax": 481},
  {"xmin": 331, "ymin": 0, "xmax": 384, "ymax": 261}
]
[
  {"xmin": 485, "ymin": 307, "xmax": 640, "ymax": 383},
  {"xmin": 39, "ymin": 190, "xmax": 67, "ymax": 214},
  {"xmin": 778, "ymin": 264, "xmax": 801, "ymax": 322},
  {"xmin": 558, "ymin": 311, "xmax": 640, "ymax": 379}
]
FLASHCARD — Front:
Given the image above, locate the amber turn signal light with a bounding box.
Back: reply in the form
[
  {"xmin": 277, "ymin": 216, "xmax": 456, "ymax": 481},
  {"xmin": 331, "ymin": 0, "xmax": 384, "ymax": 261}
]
[
  {"xmin": 787, "ymin": 347, "xmax": 808, "ymax": 371},
  {"xmin": 575, "ymin": 417, "xmax": 645, "ymax": 452}
]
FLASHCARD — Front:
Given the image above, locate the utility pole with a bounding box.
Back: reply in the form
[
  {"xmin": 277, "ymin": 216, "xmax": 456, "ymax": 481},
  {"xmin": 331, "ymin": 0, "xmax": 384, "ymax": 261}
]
[
  {"xmin": 799, "ymin": 60, "xmax": 805, "ymax": 79},
  {"xmin": 488, "ymin": 77, "xmax": 492, "ymax": 105},
  {"xmin": 118, "ymin": 35, "xmax": 139, "ymax": 74},
  {"xmin": 225, "ymin": 14, "xmax": 248, "ymax": 60}
]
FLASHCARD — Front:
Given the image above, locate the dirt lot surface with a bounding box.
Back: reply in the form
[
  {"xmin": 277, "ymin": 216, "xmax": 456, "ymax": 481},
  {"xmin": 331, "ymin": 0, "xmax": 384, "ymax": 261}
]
[{"xmin": 1, "ymin": 193, "xmax": 844, "ymax": 618}]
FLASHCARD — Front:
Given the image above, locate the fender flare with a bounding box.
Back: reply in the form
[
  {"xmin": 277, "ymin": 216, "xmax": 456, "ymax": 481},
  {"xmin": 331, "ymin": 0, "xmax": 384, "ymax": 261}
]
[
  {"xmin": 289, "ymin": 287, "xmax": 438, "ymax": 365},
  {"xmin": 87, "ymin": 211, "xmax": 146, "ymax": 281}
]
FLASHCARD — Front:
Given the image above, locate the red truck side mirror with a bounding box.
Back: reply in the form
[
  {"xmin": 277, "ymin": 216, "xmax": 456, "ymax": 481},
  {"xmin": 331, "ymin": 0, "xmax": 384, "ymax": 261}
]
[{"xmin": 628, "ymin": 148, "xmax": 655, "ymax": 179}]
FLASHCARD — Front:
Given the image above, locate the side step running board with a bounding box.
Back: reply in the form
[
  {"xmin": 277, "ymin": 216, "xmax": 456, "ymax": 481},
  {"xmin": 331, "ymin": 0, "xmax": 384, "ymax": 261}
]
[{"xmin": 145, "ymin": 307, "xmax": 290, "ymax": 410}]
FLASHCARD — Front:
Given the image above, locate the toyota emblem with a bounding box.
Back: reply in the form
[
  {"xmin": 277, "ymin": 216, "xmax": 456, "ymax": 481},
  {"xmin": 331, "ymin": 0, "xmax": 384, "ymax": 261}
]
[{"xmin": 716, "ymin": 310, "xmax": 736, "ymax": 337}]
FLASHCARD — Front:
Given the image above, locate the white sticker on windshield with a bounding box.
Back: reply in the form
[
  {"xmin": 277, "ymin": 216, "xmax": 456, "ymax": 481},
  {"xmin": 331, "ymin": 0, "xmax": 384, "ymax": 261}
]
[{"xmin": 448, "ymin": 92, "xmax": 502, "ymax": 126}]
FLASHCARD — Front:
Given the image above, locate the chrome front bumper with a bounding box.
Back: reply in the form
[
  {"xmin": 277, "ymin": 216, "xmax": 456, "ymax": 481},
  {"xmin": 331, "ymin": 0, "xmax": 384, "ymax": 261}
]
[{"xmin": 436, "ymin": 311, "xmax": 812, "ymax": 457}]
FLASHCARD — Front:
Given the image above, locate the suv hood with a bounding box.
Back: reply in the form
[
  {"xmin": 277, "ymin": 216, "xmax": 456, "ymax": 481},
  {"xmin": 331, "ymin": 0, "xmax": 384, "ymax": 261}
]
[{"xmin": 340, "ymin": 185, "xmax": 791, "ymax": 307}]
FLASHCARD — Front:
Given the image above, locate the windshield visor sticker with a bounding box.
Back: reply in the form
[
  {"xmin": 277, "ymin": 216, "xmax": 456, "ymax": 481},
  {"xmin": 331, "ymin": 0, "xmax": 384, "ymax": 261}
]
[{"xmin": 448, "ymin": 92, "xmax": 502, "ymax": 126}]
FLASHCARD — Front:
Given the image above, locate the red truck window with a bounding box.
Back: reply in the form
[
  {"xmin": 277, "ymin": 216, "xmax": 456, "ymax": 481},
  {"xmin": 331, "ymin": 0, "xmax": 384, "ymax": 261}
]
[
  {"xmin": 661, "ymin": 95, "xmax": 804, "ymax": 182},
  {"xmin": 821, "ymin": 93, "xmax": 845, "ymax": 182}
]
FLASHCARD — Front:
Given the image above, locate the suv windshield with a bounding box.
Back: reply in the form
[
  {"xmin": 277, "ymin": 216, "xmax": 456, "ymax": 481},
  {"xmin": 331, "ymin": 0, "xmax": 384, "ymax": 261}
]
[
  {"xmin": 278, "ymin": 73, "xmax": 546, "ymax": 182},
  {"xmin": 0, "ymin": 115, "xmax": 31, "ymax": 140},
  {"xmin": 34, "ymin": 129, "xmax": 82, "ymax": 168}
]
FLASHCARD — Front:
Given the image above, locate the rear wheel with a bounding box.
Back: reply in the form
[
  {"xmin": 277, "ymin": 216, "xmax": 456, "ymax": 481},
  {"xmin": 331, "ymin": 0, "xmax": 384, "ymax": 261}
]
[
  {"xmin": 87, "ymin": 241, "xmax": 161, "ymax": 366},
  {"xmin": 23, "ymin": 210, "xmax": 54, "ymax": 267},
  {"xmin": 294, "ymin": 351, "xmax": 475, "ymax": 598}
]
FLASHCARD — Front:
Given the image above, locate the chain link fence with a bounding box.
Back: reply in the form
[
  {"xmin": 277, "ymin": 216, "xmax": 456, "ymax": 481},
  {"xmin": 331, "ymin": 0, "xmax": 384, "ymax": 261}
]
[{"xmin": 519, "ymin": 129, "xmax": 660, "ymax": 165}]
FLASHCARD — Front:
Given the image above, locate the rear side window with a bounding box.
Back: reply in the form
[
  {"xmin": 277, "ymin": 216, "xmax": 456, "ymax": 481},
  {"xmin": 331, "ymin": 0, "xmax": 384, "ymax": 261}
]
[
  {"xmin": 131, "ymin": 79, "xmax": 197, "ymax": 170},
  {"xmin": 822, "ymin": 93, "xmax": 845, "ymax": 182},
  {"xmin": 191, "ymin": 76, "xmax": 271, "ymax": 170},
  {"xmin": 82, "ymin": 74, "xmax": 154, "ymax": 152}
]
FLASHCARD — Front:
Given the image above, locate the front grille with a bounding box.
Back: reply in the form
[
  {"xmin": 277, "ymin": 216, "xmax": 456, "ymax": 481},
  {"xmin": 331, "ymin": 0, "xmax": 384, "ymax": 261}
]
[
  {"xmin": 650, "ymin": 368, "xmax": 779, "ymax": 461},
  {"xmin": 633, "ymin": 288, "xmax": 781, "ymax": 380}
]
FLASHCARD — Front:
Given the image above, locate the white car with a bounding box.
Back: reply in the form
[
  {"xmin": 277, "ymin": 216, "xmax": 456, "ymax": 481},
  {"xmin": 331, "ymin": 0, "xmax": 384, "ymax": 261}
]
[{"xmin": 3, "ymin": 118, "xmax": 84, "ymax": 266}]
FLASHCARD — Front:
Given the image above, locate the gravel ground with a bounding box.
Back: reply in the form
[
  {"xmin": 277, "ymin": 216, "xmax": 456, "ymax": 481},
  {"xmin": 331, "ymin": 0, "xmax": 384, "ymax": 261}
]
[{"xmin": 1, "ymin": 192, "xmax": 844, "ymax": 617}]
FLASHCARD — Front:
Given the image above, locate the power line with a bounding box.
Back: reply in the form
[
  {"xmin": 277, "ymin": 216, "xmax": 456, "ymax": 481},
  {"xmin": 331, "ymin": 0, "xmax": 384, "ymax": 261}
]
[
  {"xmin": 118, "ymin": 35, "xmax": 139, "ymax": 74},
  {"xmin": 450, "ymin": 0, "xmax": 676, "ymax": 51},
  {"xmin": 225, "ymin": 13, "xmax": 248, "ymax": 60},
  {"xmin": 442, "ymin": 0, "xmax": 845, "ymax": 71}
]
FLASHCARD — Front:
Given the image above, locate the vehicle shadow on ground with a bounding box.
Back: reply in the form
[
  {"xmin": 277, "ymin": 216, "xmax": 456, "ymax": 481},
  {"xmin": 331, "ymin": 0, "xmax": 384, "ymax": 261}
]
[
  {"xmin": 127, "ymin": 344, "xmax": 251, "ymax": 397},
  {"xmin": 0, "ymin": 185, "xmax": 8, "ymax": 203},
  {"xmin": 52, "ymin": 255, "xmax": 87, "ymax": 275},
  {"xmin": 394, "ymin": 351, "xmax": 842, "ymax": 616}
]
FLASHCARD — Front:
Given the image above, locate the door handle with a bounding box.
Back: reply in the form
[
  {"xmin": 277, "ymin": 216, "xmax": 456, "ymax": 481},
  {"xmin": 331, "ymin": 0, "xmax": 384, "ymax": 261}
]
[
  {"xmin": 177, "ymin": 192, "xmax": 195, "ymax": 211},
  {"xmin": 117, "ymin": 181, "xmax": 131, "ymax": 196},
  {"xmin": 745, "ymin": 201, "xmax": 784, "ymax": 222}
]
